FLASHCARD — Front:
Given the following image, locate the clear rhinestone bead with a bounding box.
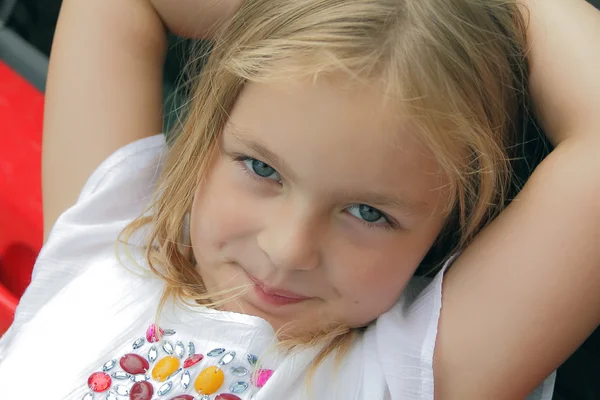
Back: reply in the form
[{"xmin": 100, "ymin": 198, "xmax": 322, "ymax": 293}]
[
  {"xmin": 231, "ymin": 366, "xmax": 249, "ymax": 376},
  {"xmin": 181, "ymin": 370, "xmax": 191, "ymax": 389},
  {"xmin": 175, "ymin": 341, "xmax": 185, "ymax": 358},
  {"xmin": 218, "ymin": 351, "xmax": 236, "ymax": 366},
  {"xmin": 230, "ymin": 381, "xmax": 250, "ymax": 394},
  {"xmin": 102, "ymin": 359, "xmax": 117, "ymax": 372},
  {"xmin": 105, "ymin": 391, "xmax": 117, "ymax": 400},
  {"xmin": 200, "ymin": 396, "xmax": 210, "ymax": 400},
  {"xmin": 207, "ymin": 348, "xmax": 226, "ymax": 357},
  {"xmin": 82, "ymin": 393, "xmax": 94, "ymax": 400},
  {"xmin": 247, "ymin": 354, "xmax": 258, "ymax": 366},
  {"xmin": 111, "ymin": 371, "xmax": 129, "ymax": 380},
  {"xmin": 114, "ymin": 385, "xmax": 129, "ymax": 396},
  {"xmin": 130, "ymin": 374, "xmax": 149, "ymax": 382},
  {"xmin": 148, "ymin": 345, "xmax": 158, "ymax": 362},
  {"xmin": 162, "ymin": 340, "xmax": 174, "ymax": 354},
  {"xmin": 132, "ymin": 337, "xmax": 145, "ymax": 349},
  {"xmin": 157, "ymin": 381, "xmax": 173, "ymax": 395},
  {"xmin": 163, "ymin": 329, "xmax": 176, "ymax": 336},
  {"xmin": 188, "ymin": 342, "xmax": 195, "ymax": 357}
]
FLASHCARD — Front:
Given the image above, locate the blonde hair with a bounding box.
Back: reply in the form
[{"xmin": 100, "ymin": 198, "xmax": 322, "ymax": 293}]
[{"xmin": 122, "ymin": 0, "xmax": 529, "ymax": 375}]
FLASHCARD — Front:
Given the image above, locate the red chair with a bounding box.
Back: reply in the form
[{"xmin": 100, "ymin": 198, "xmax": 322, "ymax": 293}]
[
  {"xmin": 0, "ymin": 57, "xmax": 44, "ymax": 335},
  {"xmin": 0, "ymin": 0, "xmax": 51, "ymax": 335}
]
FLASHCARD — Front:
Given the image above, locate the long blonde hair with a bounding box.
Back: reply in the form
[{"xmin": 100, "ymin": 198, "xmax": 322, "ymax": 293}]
[{"xmin": 121, "ymin": 0, "xmax": 529, "ymax": 372}]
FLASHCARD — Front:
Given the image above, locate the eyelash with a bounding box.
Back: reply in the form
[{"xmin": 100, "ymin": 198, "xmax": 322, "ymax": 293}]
[
  {"xmin": 233, "ymin": 155, "xmax": 400, "ymax": 231},
  {"xmin": 354, "ymin": 213, "xmax": 398, "ymax": 231},
  {"xmin": 235, "ymin": 155, "xmax": 282, "ymax": 184}
]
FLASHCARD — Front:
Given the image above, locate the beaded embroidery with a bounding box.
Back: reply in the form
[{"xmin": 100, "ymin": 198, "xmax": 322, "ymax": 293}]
[{"xmin": 81, "ymin": 324, "xmax": 274, "ymax": 400}]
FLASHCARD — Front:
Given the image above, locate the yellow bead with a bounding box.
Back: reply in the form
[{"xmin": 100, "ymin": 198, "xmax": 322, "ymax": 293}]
[
  {"xmin": 152, "ymin": 356, "xmax": 180, "ymax": 382},
  {"xmin": 194, "ymin": 366, "xmax": 225, "ymax": 395}
]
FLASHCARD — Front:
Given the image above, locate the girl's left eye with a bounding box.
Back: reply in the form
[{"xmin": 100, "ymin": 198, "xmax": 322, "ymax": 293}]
[
  {"xmin": 346, "ymin": 204, "xmax": 396, "ymax": 229},
  {"xmin": 241, "ymin": 157, "xmax": 282, "ymax": 182}
]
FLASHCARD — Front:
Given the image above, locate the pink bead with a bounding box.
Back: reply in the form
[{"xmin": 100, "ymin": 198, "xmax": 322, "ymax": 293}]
[
  {"xmin": 254, "ymin": 369, "xmax": 274, "ymax": 388},
  {"xmin": 145, "ymin": 324, "xmax": 164, "ymax": 343}
]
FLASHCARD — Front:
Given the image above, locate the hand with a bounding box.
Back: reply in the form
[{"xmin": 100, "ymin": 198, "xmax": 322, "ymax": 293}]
[{"xmin": 150, "ymin": 0, "xmax": 243, "ymax": 38}]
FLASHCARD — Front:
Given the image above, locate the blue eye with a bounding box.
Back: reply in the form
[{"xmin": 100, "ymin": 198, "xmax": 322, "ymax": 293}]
[
  {"xmin": 346, "ymin": 204, "xmax": 398, "ymax": 230},
  {"xmin": 241, "ymin": 157, "xmax": 281, "ymax": 182},
  {"xmin": 347, "ymin": 204, "xmax": 384, "ymax": 223},
  {"xmin": 347, "ymin": 204, "xmax": 398, "ymax": 230}
]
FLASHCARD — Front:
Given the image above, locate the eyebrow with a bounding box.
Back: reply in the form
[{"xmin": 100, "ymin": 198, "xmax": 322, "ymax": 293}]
[{"xmin": 224, "ymin": 124, "xmax": 430, "ymax": 214}]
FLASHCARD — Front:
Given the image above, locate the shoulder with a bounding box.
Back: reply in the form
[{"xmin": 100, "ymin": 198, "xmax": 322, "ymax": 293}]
[
  {"xmin": 45, "ymin": 134, "xmax": 167, "ymax": 238},
  {"xmin": 366, "ymin": 270, "xmax": 444, "ymax": 399},
  {"xmin": 366, "ymin": 255, "xmax": 556, "ymax": 400},
  {"xmin": 41, "ymin": 133, "xmax": 167, "ymax": 266},
  {"xmin": 2, "ymin": 135, "xmax": 168, "ymax": 351},
  {"xmin": 77, "ymin": 134, "xmax": 167, "ymax": 202},
  {"xmin": 40, "ymin": 134, "xmax": 167, "ymax": 256}
]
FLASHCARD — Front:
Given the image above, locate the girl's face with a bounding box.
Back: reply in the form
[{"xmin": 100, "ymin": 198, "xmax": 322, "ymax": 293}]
[{"xmin": 190, "ymin": 77, "xmax": 448, "ymax": 334}]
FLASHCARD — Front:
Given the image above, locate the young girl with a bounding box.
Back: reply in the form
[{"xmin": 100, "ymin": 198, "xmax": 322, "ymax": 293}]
[{"xmin": 1, "ymin": 0, "xmax": 599, "ymax": 399}]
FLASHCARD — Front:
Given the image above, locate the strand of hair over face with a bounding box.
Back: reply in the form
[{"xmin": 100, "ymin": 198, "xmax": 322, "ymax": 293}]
[{"xmin": 120, "ymin": 0, "xmax": 530, "ymax": 383}]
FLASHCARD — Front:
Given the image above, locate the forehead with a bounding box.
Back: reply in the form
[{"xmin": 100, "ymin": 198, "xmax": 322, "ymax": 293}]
[{"xmin": 226, "ymin": 78, "xmax": 446, "ymax": 208}]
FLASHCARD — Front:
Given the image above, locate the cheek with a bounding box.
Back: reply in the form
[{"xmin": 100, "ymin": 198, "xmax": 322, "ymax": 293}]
[
  {"xmin": 327, "ymin": 234, "xmax": 437, "ymax": 325},
  {"xmin": 190, "ymin": 158, "xmax": 261, "ymax": 254},
  {"xmin": 334, "ymin": 255, "xmax": 415, "ymax": 327},
  {"xmin": 342, "ymin": 253, "xmax": 414, "ymax": 303},
  {"xmin": 329, "ymin": 232, "xmax": 427, "ymax": 295}
]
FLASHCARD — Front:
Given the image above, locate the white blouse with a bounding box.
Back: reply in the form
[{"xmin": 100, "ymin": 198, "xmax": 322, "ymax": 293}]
[{"xmin": 0, "ymin": 135, "xmax": 555, "ymax": 399}]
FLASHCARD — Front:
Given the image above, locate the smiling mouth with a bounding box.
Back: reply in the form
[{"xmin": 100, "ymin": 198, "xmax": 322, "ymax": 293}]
[{"xmin": 247, "ymin": 274, "xmax": 312, "ymax": 306}]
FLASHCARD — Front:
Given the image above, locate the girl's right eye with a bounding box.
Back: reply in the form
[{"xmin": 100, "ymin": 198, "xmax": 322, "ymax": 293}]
[{"xmin": 240, "ymin": 156, "xmax": 282, "ymax": 183}]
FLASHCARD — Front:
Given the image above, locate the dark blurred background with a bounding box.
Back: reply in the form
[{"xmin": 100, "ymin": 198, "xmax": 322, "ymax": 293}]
[
  {"xmin": 4, "ymin": 0, "xmax": 187, "ymax": 96},
  {"xmin": 5, "ymin": 0, "xmax": 600, "ymax": 91}
]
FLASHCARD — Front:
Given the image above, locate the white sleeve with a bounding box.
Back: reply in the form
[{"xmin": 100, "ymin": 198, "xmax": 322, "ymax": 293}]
[
  {"xmin": 370, "ymin": 257, "xmax": 556, "ymax": 400},
  {"xmin": 74, "ymin": 134, "xmax": 166, "ymax": 204},
  {"xmin": 0, "ymin": 134, "xmax": 166, "ymax": 362}
]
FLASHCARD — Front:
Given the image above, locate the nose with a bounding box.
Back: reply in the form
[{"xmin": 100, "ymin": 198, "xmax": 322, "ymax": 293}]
[{"xmin": 256, "ymin": 204, "xmax": 321, "ymax": 272}]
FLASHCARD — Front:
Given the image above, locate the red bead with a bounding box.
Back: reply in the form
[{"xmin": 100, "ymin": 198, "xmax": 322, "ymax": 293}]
[
  {"xmin": 129, "ymin": 381, "xmax": 154, "ymax": 400},
  {"xmin": 216, "ymin": 394, "xmax": 242, "ymax": 400},
  {"xmin": 183, "ymin": 354, "xmax": 204, "ymax": 368},
  {"xmin": 169, "ymin": 396, "xmax": 195, "ymax": 400},
  {"xmin": 145, "ymin": 324, "xmax": 164, "ymax": 343},
  {"xmin": 87, "ymin": 372, "xmax": 111, "ymax": 392},
  {"xmin": 120, "ymin": 353, "xmax": 150, "ymax": 375}
]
